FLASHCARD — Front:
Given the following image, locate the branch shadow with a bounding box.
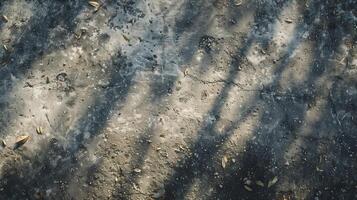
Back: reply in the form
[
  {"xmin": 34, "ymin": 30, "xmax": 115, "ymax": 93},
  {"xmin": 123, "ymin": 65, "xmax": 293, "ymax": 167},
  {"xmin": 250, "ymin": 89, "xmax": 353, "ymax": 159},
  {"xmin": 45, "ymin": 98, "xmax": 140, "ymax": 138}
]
[
  {"xmin": 0, "ymin": 0, "xmax": 355, "ymax": 200},
  {"xmin": 0, "ymin": 0, "xmax": 86, "ymax": 138},
  {"xmin": 206, "ymin": 1, "xmax": 357, "ymax": 199},
  {"xmin": 162, "ymin": 0, "xmax": 357, "ymax": 199}
]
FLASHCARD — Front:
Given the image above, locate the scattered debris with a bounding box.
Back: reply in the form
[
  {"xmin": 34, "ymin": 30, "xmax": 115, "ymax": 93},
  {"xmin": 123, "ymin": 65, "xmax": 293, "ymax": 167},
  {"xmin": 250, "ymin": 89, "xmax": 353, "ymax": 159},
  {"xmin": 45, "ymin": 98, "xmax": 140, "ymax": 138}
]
[
  {"xmin": 3, "ymin": 45, "xmax": 8, "ymax": 51},
  {"xmin": 268, "ymin": 176, "xmax": 278, "ymax": 188},
  {"xmin": 14, "ymin": 135, "xmax": 30, "ymax": 149},
  {"xmin": 199, "ymin": 35, "xmax": 217, "ymax": 53},
  {"xmin": 221, "ymin": 155, "xmax": 228, "ymax": 169},
  {"xmin": 133, "ymin": 168, "xmax": 141, "ymax": 173}
]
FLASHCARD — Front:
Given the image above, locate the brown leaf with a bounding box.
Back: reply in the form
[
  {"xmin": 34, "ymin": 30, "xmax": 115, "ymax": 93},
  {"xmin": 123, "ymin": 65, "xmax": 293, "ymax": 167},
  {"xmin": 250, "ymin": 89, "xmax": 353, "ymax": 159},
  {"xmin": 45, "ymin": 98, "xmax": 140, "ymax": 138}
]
[{"xmin": 14, "ymin": 135, "xmax": 30, "ymax": 149}]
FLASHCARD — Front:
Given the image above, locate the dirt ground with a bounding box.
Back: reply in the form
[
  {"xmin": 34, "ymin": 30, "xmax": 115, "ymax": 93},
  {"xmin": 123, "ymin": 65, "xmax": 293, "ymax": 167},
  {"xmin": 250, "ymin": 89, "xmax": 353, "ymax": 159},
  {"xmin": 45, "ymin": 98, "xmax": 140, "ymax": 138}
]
[{"xmin": 0, "ymin": 0, "xmax": 356, "ymax": 199}]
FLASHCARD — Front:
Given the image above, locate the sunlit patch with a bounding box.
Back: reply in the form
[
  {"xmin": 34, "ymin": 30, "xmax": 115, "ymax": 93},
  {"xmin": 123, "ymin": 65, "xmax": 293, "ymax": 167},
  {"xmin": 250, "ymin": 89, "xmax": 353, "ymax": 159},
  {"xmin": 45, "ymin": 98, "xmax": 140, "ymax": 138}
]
[
  {"xmin": 246, "ymin": 44, "xmax": 267, "ymax": 65},
  {"xmin": 271, "ymin": 0, "xmax": 300, "ymax": 52},
  {"xmin": 231, "ymin": 7, "xmax": 255, "ymax": 34},
  {"xmin": 278, "ymin": 42, "xmax": 314, "ymax": 90}
]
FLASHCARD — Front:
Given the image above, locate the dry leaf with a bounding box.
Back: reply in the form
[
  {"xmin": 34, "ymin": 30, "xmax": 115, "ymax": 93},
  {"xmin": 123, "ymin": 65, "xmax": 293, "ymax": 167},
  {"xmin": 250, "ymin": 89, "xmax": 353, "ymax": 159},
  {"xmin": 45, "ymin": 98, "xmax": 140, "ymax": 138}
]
[
  {"xmin": 221, "ymin": 155, "xmax": 228, "ymax": 169},
  {"xmin": 268, "ymin": 176, "xmax": 278, "ymax": 188},
  {"xmin": 133, "ymin": 168, "xmax": 141, "ymax": 173},
  {"xmin": 184, "ymin": 68, "xmax": 189, "ymax": 76},
  {"xmin": 235, "ymin": 0, "xmax": 243, "ymax": 6},
  {"xmin": 36, "ymin": 127, "xmax": 44, "ymax": 135},
  {"xmin": 256, "ymin": 180, "xmax": 264, "ymax": 187},
  {"xmin": 88, "ymin": 1, "xmax": 100, "ymax": 10},
  {"xmin": 244, "ymin": 185, "xmax": 253, "ymax": 191},
  {"xmin": 285, "ymin": 19, "xmax": 293, "ymax": 23},
  {"xmin": 2, "ymin": 15, "xmax": 8, "ymax": 22},
  {"xmin": 14, "ymin": 135, "xmax": 30, "ymax": 149},
  {"xmin": 1, "ymin": 139, "xmax": 6, "ymax": 147}
]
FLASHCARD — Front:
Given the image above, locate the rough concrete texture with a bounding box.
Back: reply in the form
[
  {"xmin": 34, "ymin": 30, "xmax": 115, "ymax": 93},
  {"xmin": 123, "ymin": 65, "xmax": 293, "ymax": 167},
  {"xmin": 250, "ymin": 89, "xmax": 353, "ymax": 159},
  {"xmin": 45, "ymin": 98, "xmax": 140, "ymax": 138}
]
[{"xmin": 0, "ymin": 0, "xmax": 356, "ymax": 199}]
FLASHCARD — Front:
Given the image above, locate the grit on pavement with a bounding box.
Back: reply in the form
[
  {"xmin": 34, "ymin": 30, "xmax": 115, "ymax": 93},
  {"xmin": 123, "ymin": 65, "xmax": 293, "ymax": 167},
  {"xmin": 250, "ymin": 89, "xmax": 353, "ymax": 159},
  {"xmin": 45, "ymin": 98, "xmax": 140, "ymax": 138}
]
[{"xmin": 0, "ymin": 0, "xmax": 356, "ymax": 199}]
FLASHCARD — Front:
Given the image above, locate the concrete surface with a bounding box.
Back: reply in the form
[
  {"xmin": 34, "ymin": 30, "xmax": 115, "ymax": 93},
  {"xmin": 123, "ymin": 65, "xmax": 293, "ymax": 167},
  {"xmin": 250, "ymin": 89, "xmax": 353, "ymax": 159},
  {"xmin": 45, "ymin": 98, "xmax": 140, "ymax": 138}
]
[{"xmin": 0, "ymin": 0, "xmax": 356, "ymax": 199}]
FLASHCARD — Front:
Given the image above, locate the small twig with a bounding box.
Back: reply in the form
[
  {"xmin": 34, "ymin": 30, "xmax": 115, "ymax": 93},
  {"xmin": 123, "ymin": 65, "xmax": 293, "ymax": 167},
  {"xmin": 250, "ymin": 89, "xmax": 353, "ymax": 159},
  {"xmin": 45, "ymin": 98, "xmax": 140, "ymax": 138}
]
[{"xmin": 45, "ymin": 113, "xmax": 53, "ymax": 129}]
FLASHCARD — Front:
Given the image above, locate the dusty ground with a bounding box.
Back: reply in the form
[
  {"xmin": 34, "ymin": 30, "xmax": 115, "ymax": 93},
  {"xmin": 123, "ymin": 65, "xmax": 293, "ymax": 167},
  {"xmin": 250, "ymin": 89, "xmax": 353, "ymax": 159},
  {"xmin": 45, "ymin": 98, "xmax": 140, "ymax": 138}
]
[{"xmin": 0, "ymin": 0, "xmax": 356, "ymax": 199}]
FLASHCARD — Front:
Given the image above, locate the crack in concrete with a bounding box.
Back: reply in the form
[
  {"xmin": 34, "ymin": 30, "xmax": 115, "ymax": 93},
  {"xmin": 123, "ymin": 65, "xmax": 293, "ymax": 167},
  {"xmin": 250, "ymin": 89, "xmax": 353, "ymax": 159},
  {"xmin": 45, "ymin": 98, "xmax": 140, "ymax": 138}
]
[{"xmin": 186, "ymin": 73, "xmax": 260, "ymax": 91}]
